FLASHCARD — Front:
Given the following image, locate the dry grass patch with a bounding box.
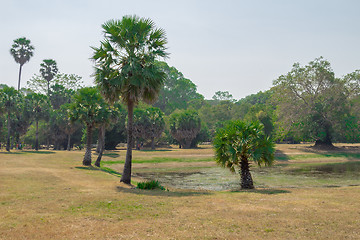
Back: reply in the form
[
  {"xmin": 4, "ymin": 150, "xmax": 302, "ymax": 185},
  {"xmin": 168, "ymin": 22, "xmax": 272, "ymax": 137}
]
[{"xmin": 1, "ymin": 145, "xmax": 360, "ymax": 239}]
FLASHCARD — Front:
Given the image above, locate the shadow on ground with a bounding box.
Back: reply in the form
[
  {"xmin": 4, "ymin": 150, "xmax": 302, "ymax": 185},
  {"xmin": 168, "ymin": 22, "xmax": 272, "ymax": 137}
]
[
  {"xmin": 229, "ymin": 188, "xmax": 291, "ymax": 195},
  {"xmin": 75, "ymin": 166, "xmax": 122, "ymax": 177},
  {"xmin": 116, "ymin": 185, "xmax": 212, "ymax": 197},
  {"xmin": 0, "ymin": 150, "xmax": 56, "ymax": 154}
]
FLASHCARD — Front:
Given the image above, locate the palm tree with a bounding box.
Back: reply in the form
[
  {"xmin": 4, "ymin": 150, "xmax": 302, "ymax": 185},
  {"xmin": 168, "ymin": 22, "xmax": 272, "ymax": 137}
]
[
  {"xmin": 0, "ymin": 87, "xmax": 22, "ymax": 151},
  {"xmin": 25, "ymin": 93, "xmax": 50, "ymax": 150},
  {"xmin": 39, "ymin": 59, "xmax": 58, "ymax": 96},
  {"xmin": 92, "ymin": 15, "xmax": 168, "ymax": 184},
  {"xmin": 213, "ymin": 121, "xmax": 275, "ymax": 189},
  {"xmin": 69, "ymin": 87, "xmax": 110, "ymax": 166},
  {"xmin": 10, "ymin": 37, "xmax": 35, "ymax": 90}
]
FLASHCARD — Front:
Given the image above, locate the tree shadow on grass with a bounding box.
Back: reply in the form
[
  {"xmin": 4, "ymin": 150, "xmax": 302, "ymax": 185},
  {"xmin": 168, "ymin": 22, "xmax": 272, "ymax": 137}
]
[
  {"xmin": 75, "ymin": 166, "xmax": 122, "ymax": 177},
  {"xmin": 103, "ymin": 153, "xmax": 120, "ymax": 158},
  {"xmin": 116, "ymin": 185, "xmax": 213, "ymax": 197},
  {"xmin": 274, "ymin": 150, "xmax": 291, "ymax": 161},
  {"xmin": 229, "ymin": 188, "xmax": 291, "ymax": 195},
  {"xmin": 0, "ymin": 150, "xmax": 56, "ymax": 154}
]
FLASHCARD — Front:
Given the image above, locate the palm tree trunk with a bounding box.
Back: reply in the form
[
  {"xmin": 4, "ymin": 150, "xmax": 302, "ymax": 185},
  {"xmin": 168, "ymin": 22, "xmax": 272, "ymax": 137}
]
[
  {"xmin": 121, "ymin": 101, "xmax": 134, "ymax": 184},
  {"xmin": 47, "ymin": 80, "xmax": 50, "ymax": 97},
  {"xmin": 95, "ymin": 125, "xmax": 105, "ymax": 167},
  {"xmin": 6, "ymin": 114, "xmax": 11, "ymax": 152},
  {"xmin": 83, "ymin": 124, "xmax": 93, "ymax": 166},
  {"xmin": 67, "ymin": 134, "xmax": 71, "ymax": 151},
  {"xmin": 240, "ymin": 155, "xmax": 254, "ymax": 189},
  {"xmin": 35, "ymin": 120, "xmax": 39, "ymax": 151},
  {"xmin": 18, "ymin": 64, "xmax": 23, "ymax": 91}
]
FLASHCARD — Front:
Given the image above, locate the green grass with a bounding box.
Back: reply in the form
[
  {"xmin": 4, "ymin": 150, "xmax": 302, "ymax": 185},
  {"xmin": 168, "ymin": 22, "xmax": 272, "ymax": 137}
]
[
  {"xmin": 275, "ymin": 153, "xmax": 360, "ymax": 161},
  {"xmin": 103, "ymin": 157, "xmax": 214, "ymax": 165}
]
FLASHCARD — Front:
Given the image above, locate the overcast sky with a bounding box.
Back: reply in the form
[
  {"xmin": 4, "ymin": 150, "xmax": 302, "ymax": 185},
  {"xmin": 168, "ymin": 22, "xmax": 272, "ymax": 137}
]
[{"xmin": 1, "ymin": 0, "xmax": 359, "ymax": 99}]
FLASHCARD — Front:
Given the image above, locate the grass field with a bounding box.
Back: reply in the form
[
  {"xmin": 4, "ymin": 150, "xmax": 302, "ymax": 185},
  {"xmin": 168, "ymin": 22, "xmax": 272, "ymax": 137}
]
[{"xmin": 1, "ymin": 144, "xmax": 360, "ymax": 239}]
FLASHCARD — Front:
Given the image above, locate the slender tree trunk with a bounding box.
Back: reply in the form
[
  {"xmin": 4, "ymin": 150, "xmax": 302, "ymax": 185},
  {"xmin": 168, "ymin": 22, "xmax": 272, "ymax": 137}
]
[
  {"xmin": 17, "ymin": 64, "xmax": 23, "ymax": 91},
  {"xmin": 67, "ymin": 134, "xmax": 71, "ymax": 151},
  {"xmin": 83, "ymin": 124, "xmax": 93, "ymax": 166},
  {"xmin": 121, "ymin": 101, "xmax": 134, "ymax": 184},
  {"xmin": 35, "ymin": 120, "xmax": 39, "ymax": 151},
  {"xmin": 240, "ymin": 156, "xmax": 254, "ymax": 189},
  {"xmin": 95, "ymin": 125, "xmax": 105, "ymax": 167},
  {"xmin": 6, "ymin": 114, "xmax": 11, "ymax": 152},
  {"xmin": 47, "ymin": 80, "xmax": 50, "ymax": 97},
  {"xmin": 96, "ymin": 125, "xmax": 104, "ymax": 153},
  {"xmin": 151, "ymin": 137, "xmax": 155, "ymax": 150}
]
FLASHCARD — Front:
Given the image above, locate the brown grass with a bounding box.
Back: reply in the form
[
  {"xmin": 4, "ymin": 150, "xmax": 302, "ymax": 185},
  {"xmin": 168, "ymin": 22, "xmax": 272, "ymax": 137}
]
[{"xmin": 0, "ymin": 145, "xmax": 360, "ymax": 239}]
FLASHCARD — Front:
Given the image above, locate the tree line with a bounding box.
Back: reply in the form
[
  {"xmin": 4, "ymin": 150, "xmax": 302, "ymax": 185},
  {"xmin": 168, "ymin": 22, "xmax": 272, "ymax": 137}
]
[{"xmin": 1, "ymin": 15, "xmax": 359, "ymax": 186}]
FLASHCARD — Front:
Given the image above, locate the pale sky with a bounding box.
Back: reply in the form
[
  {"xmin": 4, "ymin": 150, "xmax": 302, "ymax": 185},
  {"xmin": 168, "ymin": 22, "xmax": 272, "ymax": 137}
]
[{"xmin": 1, "ymin": 0, "xmax": 360, "ymax": 100}]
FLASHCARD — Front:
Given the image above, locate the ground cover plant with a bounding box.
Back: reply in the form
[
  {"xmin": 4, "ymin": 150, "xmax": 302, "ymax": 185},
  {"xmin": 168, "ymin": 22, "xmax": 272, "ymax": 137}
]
[{"xmin": 1, "ymin": 144, "xmax": 360, "ymax": 239}]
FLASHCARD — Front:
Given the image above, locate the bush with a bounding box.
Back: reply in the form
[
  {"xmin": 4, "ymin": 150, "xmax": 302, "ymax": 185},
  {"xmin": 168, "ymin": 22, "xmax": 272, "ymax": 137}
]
[{"xmin": 137, "ymin": 180, "xmax": 166, "ymax": 190}]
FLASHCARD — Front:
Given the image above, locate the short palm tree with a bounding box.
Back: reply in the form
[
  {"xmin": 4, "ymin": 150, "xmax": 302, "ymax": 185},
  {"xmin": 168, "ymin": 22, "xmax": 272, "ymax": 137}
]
[
  {"xmin": 92, "ymin": 15, "xmax": 168, "ymax": 184},
  {"xmin": 40, "ymin": 59, "xmax": 58, "ymax": 96},
  {"xmin": 69, "ymin": 87, "xmax": 110, "ymax": 166},
  {"xmin": 10, "ymin": 37, "xmax": 35, "ymax": 90},
  {"xmin": 213, "ymin": 120, "xmax": 275, "ymax": 189}
]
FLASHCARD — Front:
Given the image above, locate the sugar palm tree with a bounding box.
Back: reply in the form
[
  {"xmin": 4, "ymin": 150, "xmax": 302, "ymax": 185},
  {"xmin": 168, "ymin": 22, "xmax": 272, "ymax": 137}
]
[
  {"xmin": 39, "ymin": 59, "xmax": 58, "ymax": 96},
  {"xmin": 25, "ymin": 93, "xmax": 50, "ymax": 150},
  {"xmin": 92, "ymin": 15, "xmax": 168, "ymax": 184},
  {"xmin": 0, "ymin": 87, "xmax": 22, "ymax": 151},
  {"xmin": 69, "ymin": 87, "xmax": 110, "ymax": 166},
  {"xmin": 10, "ymin": 37, "xmax": 35, "ymax": 90},
  {"xmin": 213, "ymin": 121, "xmax": 275, "ymax": 189}
]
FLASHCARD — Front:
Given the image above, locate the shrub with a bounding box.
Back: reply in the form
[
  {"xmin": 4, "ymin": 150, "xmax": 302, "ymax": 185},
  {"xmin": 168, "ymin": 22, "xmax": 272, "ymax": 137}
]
[{"xmin": 137, "ymin": 180, "xmax": 166, "ymax": 190}]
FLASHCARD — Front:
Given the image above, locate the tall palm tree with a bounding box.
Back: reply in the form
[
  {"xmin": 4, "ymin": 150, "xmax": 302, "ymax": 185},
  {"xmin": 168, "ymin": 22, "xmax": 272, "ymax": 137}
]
[
  {"xmin": 69, "ymin": 87, "xmax": 110, "ymax": 166},
  {"xmin": 25, "ymin": 93, "xmax": 50, "ymax": 150},
  {"xmin": 10, "ymin": 37, "xmax": 35, "ymax": 90},
  {"xmin": 0, "ymin": 87, "xmax": 22, "ymax": 151},
  {"xmin": 39, "ymin": 59, "xmax": 58, "ymax": 96},
  {"xmin": 213, "ymin": 121, "xmax": 275, "ymax": 189},
  {"xmin": 92, "ymin": 15, "xmax": 168, "ymax": 184}
]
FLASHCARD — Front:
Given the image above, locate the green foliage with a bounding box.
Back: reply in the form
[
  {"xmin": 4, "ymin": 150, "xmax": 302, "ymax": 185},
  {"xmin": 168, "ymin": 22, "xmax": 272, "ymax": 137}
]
[
  {"xmin": 10, "ymin": 37, "xmax": 35, "ymax": 90},
  {"xmin": 92, "ymin": 16, "xmax": 168, "ymax": 105},
  {"xmin": 137, "ymin": 180, "xmax": 166, "ymax": 190},
  {"xmin": 169, "ymin": 109, "xmax": 201, "ymax": 148},
  {"xmin": 273, "ymin": 57, "xmax": 354, "ymax": 145},
  {"xmin": 69, "ymin": 87, "xmax": 110, "ymax": 127},
  {"xmin": 92, "ymin": 15, "xmax": 169, "ymax": 183},
  {"xmin": 39, "ymin": 59, "xmax": 58, "ymax": 95},
  {"xmin": 27, "ymin": 73, "xmax": 83, "ymax": 95},
  {"xmin": 154, "ymin": 61, "xmax": 204, "ymax": 114},
  {"xmin": 214, "ymin": 120, "xmax": 274, "ymax": 170},
  {"xmin": 133, "ymin": 106, "xmax": 165, "ymax": 149},
  {"xmin": 213, "ymin": 120, "xmax": 275, "ymax": 188},
  {"xmin": 212, "ymin": 91, "xmax": 234, "ymax": 102}
]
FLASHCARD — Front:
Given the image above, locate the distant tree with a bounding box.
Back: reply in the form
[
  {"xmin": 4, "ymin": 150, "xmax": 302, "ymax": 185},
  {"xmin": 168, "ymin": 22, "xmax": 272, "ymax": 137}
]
[
  {"xmin": 0, "ymin": 87, "xmax": 22, "ymax": 151},
  {"xmin": 92, "ymin": 16, "xmax": 168, "ymax": 184},
  {"xmin": 104, "ymin": 102, "xmax": 127, "ymax": 150},
  {"xmin": 154, "ymin": 62, "xmax": 204, "ymax": 114},
  {"xmin": 212, "ymin": 91, "xmax": 234, "ymax": 102},
  {"xmin": 213, "ymin": 120, "xmax": 275, "ymax": 189},
  {"xmin": 169, "ymin": 109, "xmax": 201, "ymax": 149},
  {"xmin": 10, "ymin": 37, "xmax": 35, "ymax": 90},
  {"xmin": 25, "ymin": 93, "xmax": 50, "ymax": 150},
  {"xmin": 39, "ymin": 59, "xmax": 58, "ymax": 96},
  {"xmin": 27, "ymin": 73, "xmax": 83, "ymax": 95},
  {"xmin": 133, "ymin": 106, "xmax": 165, "ymax": 149},
  {"xmin": 49, "ymin": 84, "xmax": 74, "ymax": 109},
  {"xmin": 273, "ymin": 57, "xmax": 353, "ymax": 147},
  {"xmin": 69, "ymin": 87, "xmax": 110, "ymax": 165}
]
